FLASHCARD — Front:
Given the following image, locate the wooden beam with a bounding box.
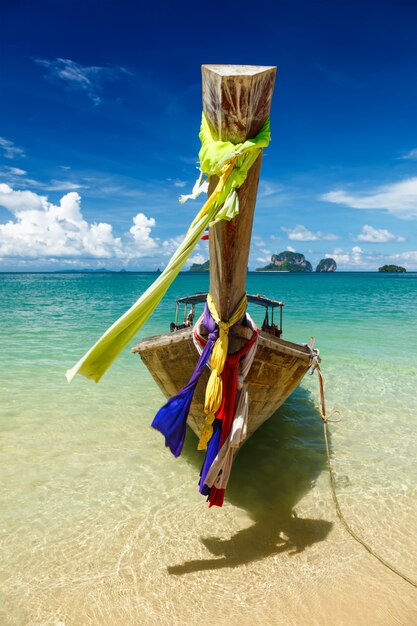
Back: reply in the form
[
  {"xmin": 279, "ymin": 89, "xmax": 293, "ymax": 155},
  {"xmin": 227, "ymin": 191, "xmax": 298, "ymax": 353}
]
[{"xmin": 202, "ymin": 64, "xmax": 276, "ymax": 322}]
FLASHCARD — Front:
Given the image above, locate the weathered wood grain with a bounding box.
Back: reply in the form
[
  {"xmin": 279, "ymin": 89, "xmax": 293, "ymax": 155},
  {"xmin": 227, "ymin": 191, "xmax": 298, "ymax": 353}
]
[
  {"xmin": 133, "ymin": 330, "xmax": 311, "ymax": 440},
  {"xmin": 202, "ymin": 64, "xmax": 276, "ymax": 322}
]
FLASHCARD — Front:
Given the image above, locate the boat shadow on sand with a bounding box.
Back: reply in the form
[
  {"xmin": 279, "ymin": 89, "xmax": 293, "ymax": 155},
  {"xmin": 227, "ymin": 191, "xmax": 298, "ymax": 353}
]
[{"xmin": 168, "ymin": 386, "xmax": 333, "ymax": 575}]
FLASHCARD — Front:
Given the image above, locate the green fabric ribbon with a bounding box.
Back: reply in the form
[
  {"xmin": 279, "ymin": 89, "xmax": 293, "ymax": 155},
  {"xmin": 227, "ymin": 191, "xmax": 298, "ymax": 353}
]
[
  {"xmin": 199, "ymin": 114, "xmax": 271, "ymax": 222},
  {"xmin": 66, "ymin": 114, "xmax": 271, "ymax": 384}
]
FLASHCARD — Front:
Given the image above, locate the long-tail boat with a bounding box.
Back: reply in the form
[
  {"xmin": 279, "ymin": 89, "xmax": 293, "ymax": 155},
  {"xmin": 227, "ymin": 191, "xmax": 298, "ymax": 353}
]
[
  {"xmin": 132, "ymin": 65, "xmax": 317, "ymax": 443},
  {"xmin": 66, "ymin": 64, "xmax": 318, "ymax": 507}
]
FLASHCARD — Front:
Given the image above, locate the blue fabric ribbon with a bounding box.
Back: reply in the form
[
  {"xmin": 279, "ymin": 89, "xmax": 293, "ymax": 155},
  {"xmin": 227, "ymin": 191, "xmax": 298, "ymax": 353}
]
[
  {"xmin": 199, "ymin": 418, "xmax": 221, "ymax": 496},
  {"xmin": 151, "ymin": 304, "xmax": 218, "ymax": 457}
]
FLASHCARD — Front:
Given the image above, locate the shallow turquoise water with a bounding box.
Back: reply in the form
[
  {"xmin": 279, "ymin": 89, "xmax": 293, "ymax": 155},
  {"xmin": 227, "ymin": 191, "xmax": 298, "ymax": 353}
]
[{"xmin": 1, "ymin": 272, "xmax": 416, "ymax": 625}]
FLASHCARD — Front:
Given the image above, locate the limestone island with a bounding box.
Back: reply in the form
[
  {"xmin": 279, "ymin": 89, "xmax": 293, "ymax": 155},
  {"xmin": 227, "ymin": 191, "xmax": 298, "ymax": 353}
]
[
  {"xmin": 193, "ymin": 253, "xmax": 338, "ymax": 273},
  {"xmin": 378, "ymin": 264, "xmax": 406, "ymax": 273},
  {"xmin": 256, "ymin": 251, "xmax": 312, "ymax": 272},
  {"xmin": 316, "ymin": 258, "xmax": 337, "ymax": 272},
  {"xmin": 189, "ymin": 260, "xmax": 210, "ymax": 272}
]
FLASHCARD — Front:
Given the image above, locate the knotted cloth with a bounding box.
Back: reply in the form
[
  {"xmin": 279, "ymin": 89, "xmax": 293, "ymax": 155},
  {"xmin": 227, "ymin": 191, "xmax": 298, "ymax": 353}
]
[
  {"xmin": 65, "ymin": 114, "xmax": 270, "ymax": 384},
  {"xmin": 198, "ymin": 292, "xmax": 247, "ymax": 450},
  {"xmin": 151, "ymin": 293, "xmax": 248, "ymax": 456}
]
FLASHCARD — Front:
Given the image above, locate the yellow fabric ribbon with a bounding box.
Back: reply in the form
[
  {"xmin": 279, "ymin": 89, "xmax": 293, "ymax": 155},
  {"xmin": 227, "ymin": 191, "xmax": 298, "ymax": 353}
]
[
  {"xmin": 66, "ymin": 160, "xmax": 236, "ymax": 383},
  {"xmin": 65, "ymin": 115, "xmax": 270, "ymax": 384},
  {"xmin": 197, "ymin": 293, "xmax": 247, "ymax": 450}
]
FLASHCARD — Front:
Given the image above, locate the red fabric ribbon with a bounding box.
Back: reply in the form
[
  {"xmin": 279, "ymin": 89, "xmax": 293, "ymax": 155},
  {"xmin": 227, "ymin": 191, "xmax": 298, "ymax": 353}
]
[{"xmin": 207, "ymin": 328, "xmax": 258, "ymax": 507}]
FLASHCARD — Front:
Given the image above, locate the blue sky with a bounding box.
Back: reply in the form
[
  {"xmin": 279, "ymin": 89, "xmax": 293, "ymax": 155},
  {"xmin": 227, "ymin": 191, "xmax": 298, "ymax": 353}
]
[{"xmin": 1, "ymin": 0, "xmax": 417, "ymax": 271}]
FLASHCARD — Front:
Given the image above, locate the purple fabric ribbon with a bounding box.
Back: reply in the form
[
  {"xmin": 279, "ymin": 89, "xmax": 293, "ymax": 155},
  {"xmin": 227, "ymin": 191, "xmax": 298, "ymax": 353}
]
[
  {"xmin": 151, "ymin": 304, "xmax": 218, "ymax": 457},
  {"xmin": 199, "ymin": 418, "xmax": 221, "ymax": 496}
]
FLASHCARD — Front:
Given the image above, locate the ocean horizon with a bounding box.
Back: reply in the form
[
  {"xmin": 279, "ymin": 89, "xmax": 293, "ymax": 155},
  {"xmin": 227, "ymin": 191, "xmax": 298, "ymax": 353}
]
[{"xmin": 1, "ymin": 269, "xmax": 417, "ymax": 274}]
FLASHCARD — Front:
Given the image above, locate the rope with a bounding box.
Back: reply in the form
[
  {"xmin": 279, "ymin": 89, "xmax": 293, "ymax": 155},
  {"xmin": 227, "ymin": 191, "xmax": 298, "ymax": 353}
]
[{"xmin": 315, "ymin": 363, "xmax": 417, "ymax": 589}]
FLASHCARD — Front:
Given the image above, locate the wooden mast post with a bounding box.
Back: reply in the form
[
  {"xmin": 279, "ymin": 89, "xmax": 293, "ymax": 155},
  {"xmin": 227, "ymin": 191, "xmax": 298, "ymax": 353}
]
[{"xmin": 202, "ymin": 64, "xmax": 276, "ymax": 324}]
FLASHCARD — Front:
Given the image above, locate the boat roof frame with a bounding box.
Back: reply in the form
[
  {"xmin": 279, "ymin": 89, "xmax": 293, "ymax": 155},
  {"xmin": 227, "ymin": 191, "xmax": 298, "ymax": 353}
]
[{"xmin": 175, "ymin": 292, "xmax": 284, "ymax": 308}]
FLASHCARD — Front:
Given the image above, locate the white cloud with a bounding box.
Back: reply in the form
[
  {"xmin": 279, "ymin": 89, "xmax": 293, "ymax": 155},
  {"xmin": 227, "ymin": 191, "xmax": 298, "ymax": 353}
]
[
  {"xmin": 0, "ymin": 184, "xmax": 45, "ymax": 214},
  {"xmin": 0, "ymin": 137, "xmax": 25, "ymax": 159},
  {"xmin": 167, "ymin": 178, "xmax": 187, "ymax": 188},
  {"xmin": 399, "ymin": 149, "xmax": 417, "ymax": 160},
  {"xmin": 251, "ymin": 237, "xmax": 271, "ymax": 265},
  {"xmin": 355, "ymin": 224, "xmax": 405, "ymax": 243},
  {"xmin": 188, "ymin": 253, "xmax": 206, "ymax": 265},
  {"xmin": 389, "ymin": 250, "xmax": 417, "ymax": 264},
  {"xmin": 1, "ymin": 165, "xmax": 89, "ymax": 192},
  {"xmin": 258, "ymin": 180, "xmax": 284, "ymax": 199},
  {"xmin": 287, "ymin": 245, "xmax": 296, "ymax": 252},
  {"xmin": 326, "ymin": 250, "xmax": 349, "ymax": 264},
  {"xmin": 129, "ymin": 213, "xmax": 158, "ymax": 253},
  {"xmin": 321, "ymin": 177, "xmax": 417, "ymax": 220},
  {"xmin": 325, "ymin": 246, "xmax": 363, "ymax": 266},
  {"xmin": 0, "ymin": 184, "xmax": 163, "ymax": 261},
  {"xmin": 4, "ymin": 166, "xmax": 27, "ymax": 176},
  {"xmin": 352, "ymin": 245, "xmax": 362, "ymax": 263},
  {"xmin": 44, "ymin": 180, "xmax": 88, "ymax": 191},
  {"xmin": 281, "ymin": 224, "xmax": 338, "ymax": 241},
  {"xmin": 98, "ymin": 184, "xmax": 144, "ymax": 198},
  {"xmin": 253, "ymin": 236, "xmax": 267, "ymax": 247},
  {"xmin": 36, "ymin": 58, "xmax": 130, "ymax": 106}
]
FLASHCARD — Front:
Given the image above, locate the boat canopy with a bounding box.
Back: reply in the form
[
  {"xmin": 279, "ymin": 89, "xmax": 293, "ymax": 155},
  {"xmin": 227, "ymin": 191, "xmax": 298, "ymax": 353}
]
[
  {"xmin": 175, "ymin": 292, "xmax": 284, "ymax": 308},
  {"xmin": 173, "ymin": 292, "xmax": 284, "ymax": 337}
]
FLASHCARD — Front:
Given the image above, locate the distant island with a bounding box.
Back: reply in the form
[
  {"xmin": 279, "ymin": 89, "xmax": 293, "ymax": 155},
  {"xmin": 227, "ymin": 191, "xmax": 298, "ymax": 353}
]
[
  {"xmin": 52, "ymin": 268, "xmax": 161, "ymax": 274},
  {"xmin": 256, "ymin": 252, "xmax": 337, "ymax": 273},
  {"xmin": 53, "ymin": 267, "xmax": 116, "ymax": 273},
  {"xmin": 378, "ymin": 264, "xmax": 406, "ymax": 273},
  {"xmin": 256, "ymin": 251, "xmax": 312, "ymax": 272},
  {"xmin": 316, "ymin": 258, "xmax": 337, "ymax": 272},
  {"xmin": 189, "ymin": 260, "xmax": 210, "ymax": 272}
]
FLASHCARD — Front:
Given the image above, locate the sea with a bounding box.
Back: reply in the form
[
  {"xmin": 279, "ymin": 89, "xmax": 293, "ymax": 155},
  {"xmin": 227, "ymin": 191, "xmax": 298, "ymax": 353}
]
[{"xmin": 1, "ymin": 271, "xmax": 416, "ymax": 626}]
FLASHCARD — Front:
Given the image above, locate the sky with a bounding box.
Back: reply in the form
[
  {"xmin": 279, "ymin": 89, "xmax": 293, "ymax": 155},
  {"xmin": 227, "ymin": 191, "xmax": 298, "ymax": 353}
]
[{"xmin": 1, "ymin": 0, "xmax": 417, "ymax": 271}]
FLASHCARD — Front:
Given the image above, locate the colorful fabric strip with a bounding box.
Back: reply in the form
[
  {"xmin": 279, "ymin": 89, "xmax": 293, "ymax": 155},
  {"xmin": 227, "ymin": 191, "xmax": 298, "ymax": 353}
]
[
  {"xmin": 65, "ymin": 115, "xmax": 270, "ymax": 385},
  {"xmin": 198, "ymin": 323, "xmax": 259, "ymax": 507},
  {"xmin": 151, "ymin": 304, "xmax": 217, "ymax": 457},
  {"xmin": 198, "ymin": 293, "xmax": 248, "ymax": 450},
  {"xmin": 151, "ymin": 294, "xmax": 258, "ymax": 508},
  {"xmin": 204, "ymin": 327, "xmax": 258, "ymax": 491}
]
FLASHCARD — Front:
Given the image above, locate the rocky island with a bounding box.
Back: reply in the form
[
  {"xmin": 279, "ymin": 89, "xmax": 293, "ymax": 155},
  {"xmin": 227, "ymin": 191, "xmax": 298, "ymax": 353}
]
[
  {"xmin": 378, "ymin": 264, "xmax": 406, "ymax": 273},
  {"xmin": 256, "ymin": 251, "xmax": 313, "ymax": 272},
  {"xmin": 194, "ymin": 252, "xmax": 338, "ymax": 273},
  {"xmin": 189, "ymin": 260, "xmax": 210, "ymax": 272},
  {"xmin": 316, "ymin": 258, "xmax": 337, "ymax": 272}
]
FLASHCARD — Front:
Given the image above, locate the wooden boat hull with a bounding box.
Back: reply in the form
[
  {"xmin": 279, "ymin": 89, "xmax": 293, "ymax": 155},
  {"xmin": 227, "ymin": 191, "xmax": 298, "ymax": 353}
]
[{"xmin": 133, "ymin": 328, "xmax": 312, "ymax": 440}]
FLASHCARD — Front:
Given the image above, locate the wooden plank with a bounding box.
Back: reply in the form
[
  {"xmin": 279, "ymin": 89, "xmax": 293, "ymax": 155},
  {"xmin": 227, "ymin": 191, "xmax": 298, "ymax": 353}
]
[
  {"xmin": 134, "ymin": 331, "xmax": 311, "ymax": 440},
  {"xmin": 202, "ymin": 64, "xmax": 277, "ymax": 323}
]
